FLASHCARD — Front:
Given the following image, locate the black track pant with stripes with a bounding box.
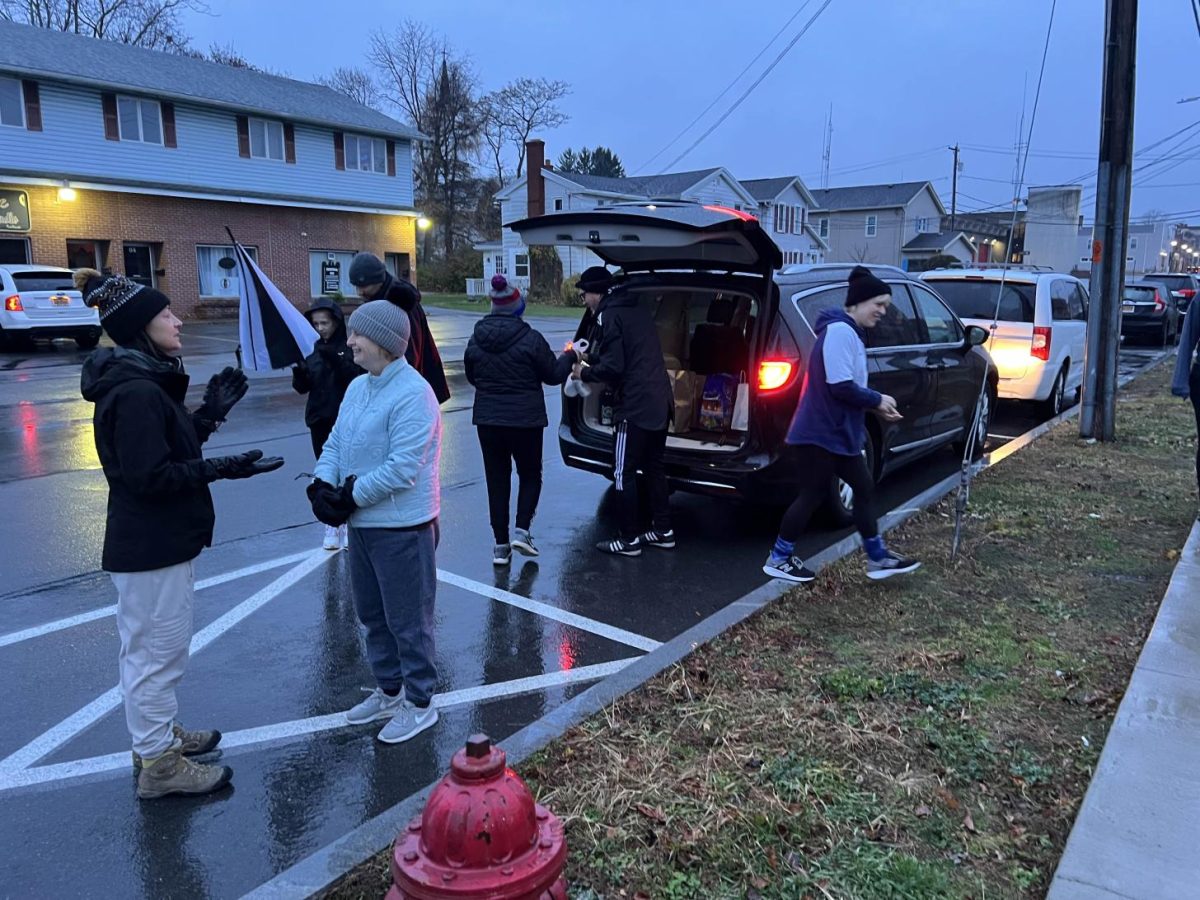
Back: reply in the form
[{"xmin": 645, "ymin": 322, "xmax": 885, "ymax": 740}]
[{"xmin": 613, "ymin": 420, "xmax": 671, "ymax": 541}]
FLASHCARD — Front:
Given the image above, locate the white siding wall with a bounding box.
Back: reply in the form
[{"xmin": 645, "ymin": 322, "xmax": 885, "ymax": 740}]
[{"xmin": 903, "ymin": 189, "xmax": 943, "ymax": 243}]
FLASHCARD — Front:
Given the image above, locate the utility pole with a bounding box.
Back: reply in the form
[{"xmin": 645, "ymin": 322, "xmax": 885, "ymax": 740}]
[
  {"xmin": 948, "ymin": 144, "xmax": 960, "ymax": 231},
  {"xmin": 1081, "ymin": 0, "xmax": 1137, "ymax": 442}
]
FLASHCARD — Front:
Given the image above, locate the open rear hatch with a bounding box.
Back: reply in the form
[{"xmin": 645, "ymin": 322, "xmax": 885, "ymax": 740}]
[{"xmin": 509, "ymin": 203, "xmax": 784, "ymax": 457}]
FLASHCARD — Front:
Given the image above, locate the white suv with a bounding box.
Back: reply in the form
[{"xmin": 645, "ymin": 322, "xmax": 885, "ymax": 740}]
[
  {"xmin": 921, "ymin": 268, "xmax": 1088, "ymax": 416},
  {"xmin": 0, "ymin": 264, "xmax": 101, "ymax": 350}
]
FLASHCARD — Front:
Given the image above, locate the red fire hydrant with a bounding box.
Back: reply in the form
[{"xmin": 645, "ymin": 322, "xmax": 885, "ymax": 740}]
[{"xmin": 386, "ymin": 734, "xmax": 567, "ymax": 899}]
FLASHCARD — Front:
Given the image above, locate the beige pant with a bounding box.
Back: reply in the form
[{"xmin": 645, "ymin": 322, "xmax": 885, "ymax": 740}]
[{"xmin": 111, "ymin": 558, "xmax": 195, "ymax": 758}]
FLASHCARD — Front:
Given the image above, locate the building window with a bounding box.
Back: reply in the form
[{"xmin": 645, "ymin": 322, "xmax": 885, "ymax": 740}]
[
  {"xmin": 554, "ymin": 198, "xmax": 563, "ymax": 211},
  {"xmin": 514, "ymin": 253, "xmax": 530, "ymax": 278},
  {"xmin": 344, "ymin": 133, "xmax": 387, "ymax": 173},
  {"xmin": 1130, "ymin": 237, "xmax": 1138, "ymax": 250},
  {"xmin": 914, "ymin": 216, "xmax": 929, "ymax": 233},
  {"xmin": 385, "ymin": 252, "xmax": 411, "ymax": 279},
  {"xmin": 0, "ymin": 76, "xmax": 24, "ymax": 128},
  {"xmin": 197, "ymin": 244, "xmax": 257, "ymax": 297},
  {"xmin": 865, "ymin": 214, "xmax": 878, "ymax": 237},
  {"xmin": 308, "ymin": 250, "xmax": 357, "ymax": 296},
  {"xmin": 819, "ymin": 217, "xmax": 829, "ymax": 239},
  {"xmin": 494, "ymin": 254, "xmax": 507, "ymax": 275},
  {"xmin": 792, "ymin": 205, "xmax": 803, "ymax": 235},
  {"xmin": 0, "ymin": 236, "xmax": 31, "ymax": 264},
  {"xmin": 248, "ymin": 118, "xmax": 285, "ymax": 160},
  {"xmin": 775, "ymin": 205, "xmax": 795, "ymax": 234},
  {"xmin": 117, "ymin": 95, "xmax": 162, "ymax": 144},
  {"xmin": 67, "ymin": 239, "xmax": 108, "ymax": 270}
]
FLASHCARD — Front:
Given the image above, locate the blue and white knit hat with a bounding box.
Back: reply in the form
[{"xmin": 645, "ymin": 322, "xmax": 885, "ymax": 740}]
[{"xmin": 75, "ymin": 268, "xmax": 168, "ymax": 346}]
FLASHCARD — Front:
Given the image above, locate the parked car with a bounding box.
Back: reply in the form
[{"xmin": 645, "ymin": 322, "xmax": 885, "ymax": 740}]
[
  {"xmin": 0, "ymin": 264, "xmax": 101, "ymax": 349},
  {"xmin": 921, "ymin": 267, "xmax": 1088, "ymax": 416},
  {"xmin": 508, "ymin": 203, "xmax": 997, "ymax": 523},
  {"xmin": 1120, "ymin": 279, "xmax": 1179, "ymax": 346},
  {"xmin": 1137, "ymin": 272, "xmax": 1198, "ymax": 314}
]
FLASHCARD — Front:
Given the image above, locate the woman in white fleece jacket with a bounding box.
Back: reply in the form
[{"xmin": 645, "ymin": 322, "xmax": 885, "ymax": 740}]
[{"xmin": 311, "ymin": 300, "xmax": 443, "ymax": 746}]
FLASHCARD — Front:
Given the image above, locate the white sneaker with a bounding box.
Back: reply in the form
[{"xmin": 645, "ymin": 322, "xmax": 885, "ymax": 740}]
[
  {"xmin": 345, "ymin": 687, "xmax": 404, "ymax": 725},
  {"xmin": 323, "ymin": 525, "xmax": 340, "ymax": 551},
  {"xmin": 338, "ymin": 524, "xmax": 349, "ymax": 550},
  {"xmin": 377, "ymin": 699, "xmax": 439, "ymax": 744}
]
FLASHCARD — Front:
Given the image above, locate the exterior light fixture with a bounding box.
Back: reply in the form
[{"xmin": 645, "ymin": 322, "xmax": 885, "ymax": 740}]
[
  {"xmin": 57, "ymin": 187, "xmax": 77, "ymax": 202},
  {"xmin": 416, "ymin": 217, "xmax": 432, "ymax": 230}
]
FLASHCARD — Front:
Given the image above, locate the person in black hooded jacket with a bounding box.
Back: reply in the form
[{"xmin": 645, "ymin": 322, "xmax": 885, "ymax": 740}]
[
  {"xmin": 77, "ymin": 268, "xmax": 283, "ymax": 801},
  {"xmin": 464, "ymin": 275, "xmax": 577, "ymax": 566}
]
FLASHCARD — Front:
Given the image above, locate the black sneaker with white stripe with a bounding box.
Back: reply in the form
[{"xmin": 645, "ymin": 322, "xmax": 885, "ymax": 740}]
[
  {"xmin": 762, "ymin": 555, "xmax": 817, "ymax": 583},
  {"xmin": 866, "ymin": 551, "xmax": 921, "ymax": 580},
  {"xmin": 596, "ymin": 536, "xmax": 642, "ymax": 557},
  {"xmin": 638, "ymin": 529, "xmax": 676, "ymax": 549}
]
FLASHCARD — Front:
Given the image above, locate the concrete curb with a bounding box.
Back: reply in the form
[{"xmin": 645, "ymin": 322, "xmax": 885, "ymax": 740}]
[
  {"xmin": 1046, "ymin": 519, "xmax": 1200, "ymax": 900},
  {"xmin": 245, "ymin": 350, "xmax": 1177, "ymax": 900}
]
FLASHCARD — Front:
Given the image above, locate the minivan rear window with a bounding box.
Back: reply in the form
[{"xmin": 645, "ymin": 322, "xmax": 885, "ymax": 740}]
[
  {"xmin": 1123, "ymin": 286, "xmax": 1157, "ymax": 303},
  {"xmin": 926, "ymin": 280, "xmax": 1035, "ymax": 324},
  {"xmin": 11, "ymin": 272, "xmax": 76, "ymax": 292}
]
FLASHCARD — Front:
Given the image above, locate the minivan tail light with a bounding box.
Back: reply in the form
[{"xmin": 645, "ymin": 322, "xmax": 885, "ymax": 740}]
[
  {"xmin": 4, "ymin": 294, "xmax": 22, "ymax": 312},
  {"xmin": 1180, "ymin": 288, "xmax": 1196, "ymax": 300},
  {"xmin": 1154, "ymin": 291, "xmax": 1166, "ymax": 312},
  {"xmin": 758, "ymin": 360, "xmax": 795, "ymax": 392},
  {"xmin": 1031, "ymin": 325, "xmax": 1051, "ymax": 361}
]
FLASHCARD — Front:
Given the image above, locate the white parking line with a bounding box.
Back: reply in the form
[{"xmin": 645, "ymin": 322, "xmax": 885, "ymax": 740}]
[
  {"xmin": 437, "ymin": 569, "xmax": 662, "ymax": 652},
  {"xmin": 0, "ymin": 658, "xmax": 638, "ymax": 792},
  {"xmin": 0, "ymin": 550, "xmax": 318, "ymax": 650},
  {"xmin": 0, "ymin": 549, "xmax": 333, "ymax": 775}
]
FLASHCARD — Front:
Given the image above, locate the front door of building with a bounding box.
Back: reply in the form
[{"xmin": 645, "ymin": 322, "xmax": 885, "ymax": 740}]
[
  {"xmin": 123, "ymin": 243, "xmax": 155, "ymax": 288},
  {"xmin": 385, "ymin": 252, "xmax": 412, "ymax": 279}
]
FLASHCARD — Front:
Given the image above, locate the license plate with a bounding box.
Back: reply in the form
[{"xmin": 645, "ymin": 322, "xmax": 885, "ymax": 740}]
[
  {"xmin": 50, "ymin": 295, "xmax": 70, "ymax": 307},
  {"xmin": 1121, "ymin": 303, "xmax": 1134, "ymax": 314}
]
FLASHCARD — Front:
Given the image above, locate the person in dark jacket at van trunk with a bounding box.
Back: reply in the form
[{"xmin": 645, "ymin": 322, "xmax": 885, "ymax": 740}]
[
  {"xmin": 292, "ymin": 297, "xmax": 364, "ymax": 550},
  {"xmin": 762, "ymin": 266, "xmax": 919, "ymax": 584},
  {"xmin": 464, "ymin": 275, "xmax": 577, "ymax": 566},
  {"xmin": 1171, "ymin": 293, "xmax": 1200, "ymax": 504},
  {"xmin": 348, "ymin": 252, "xmax": 450, "ymax": 405},
  {"xmin": 77, "ymin": 268, "xmax": 283, "ymax": 800},
  {"xmin": 571, "ymin": 266, "xmax": 675, "ymax": 557}
]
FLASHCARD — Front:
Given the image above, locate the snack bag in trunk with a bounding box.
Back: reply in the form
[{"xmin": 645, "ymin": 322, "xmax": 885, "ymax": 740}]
[{"xmin": 698, "ymin": 373, "xmax": 737, "ymax": 431}]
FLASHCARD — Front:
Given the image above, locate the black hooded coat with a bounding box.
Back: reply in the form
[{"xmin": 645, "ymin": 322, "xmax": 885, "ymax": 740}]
[{"xmin": 291, "ymin": 297, "xmax": 363, "ymax": 427}]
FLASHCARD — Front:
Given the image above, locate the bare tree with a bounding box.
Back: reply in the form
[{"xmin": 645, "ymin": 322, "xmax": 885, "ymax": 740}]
[
  {"xmin": 478, "ymin": 91, "xmax": 508, "ymax": 186},
  {"xmin": 480, "ymin": 77, "xmax": 569, "ymax": 179},
  {"xmin": 1, "ymin": 0, "xmax": 206, "ymax": 50},
  {"xmin": 317, "ymin": 66, "xmax": 382, "ymax": 110}
]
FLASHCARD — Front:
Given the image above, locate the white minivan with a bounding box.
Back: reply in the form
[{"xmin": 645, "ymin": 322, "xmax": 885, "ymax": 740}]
[{"xmin": 921, "ymin": 268, "xmax": 1088, "ymax": 416}]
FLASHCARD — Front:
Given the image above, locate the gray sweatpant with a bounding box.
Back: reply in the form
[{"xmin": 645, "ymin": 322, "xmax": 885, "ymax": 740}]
[
  {"xmin": 110, "ymin": 558, "xmax": 195, "ymax": 758},
  {"xmin": 347, "ymin": 523, "xmax": 439, "ymax": 705}
]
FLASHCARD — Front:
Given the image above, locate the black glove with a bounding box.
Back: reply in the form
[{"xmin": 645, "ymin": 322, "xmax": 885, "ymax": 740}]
[
  {"xmin": 307, "ymin": 475, "xmax": 357, "ymax": 526},
  {"xmin": 205, "ymin": 449, "xmax": 285, "ymax": 482},
  {"xmin": 198, "ymin": 366, "xmax": 249, "ymax": 425}
]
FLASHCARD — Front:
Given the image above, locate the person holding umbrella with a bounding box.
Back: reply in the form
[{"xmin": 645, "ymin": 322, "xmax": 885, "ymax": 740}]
[{"xmin": 78, "ymin": 269, "xmax": 284, "ymax": 799}]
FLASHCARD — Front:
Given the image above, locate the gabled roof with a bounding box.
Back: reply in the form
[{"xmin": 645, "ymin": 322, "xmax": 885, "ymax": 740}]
[
  {"xmin": 803, "ymin": 221, "xmax": 830, "ymax": 252},
  {"xmin": 740, "ymin": 175, "xmax": 818, "ymax": 210},
  {"xmin": 810, "ymin": 181, "xmax": 942, "ymax": 213},
  {"xmin": 554, "ymin": 167, "xmax": 722, "ymax": 199},
  {"xmin": 0, "ymin": 19, "xmax": 421, "ymax": 140},
  {"xmin": 903, "ymin": 231, "xmax": 975, "ymax": 253}
]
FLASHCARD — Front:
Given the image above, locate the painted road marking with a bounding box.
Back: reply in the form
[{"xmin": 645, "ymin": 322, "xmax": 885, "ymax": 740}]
[
  {"xmin": 437, "ymin": 569, "xmax": 662, "ymax": 652},
  {"xmin": 0, "ymin": 550, "xmax": 334, "ymax": 775},
  {"xmin": 0, "ymin": 550, "xmax": 318, "ymax": 650},
  {"xmin": 0, "ymin": 658, "xmax": 639, "ymax": 793}
]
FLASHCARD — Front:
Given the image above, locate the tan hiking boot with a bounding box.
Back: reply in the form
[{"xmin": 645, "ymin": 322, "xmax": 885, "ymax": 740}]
[
  {"xmin": 131, "ymin": 723, "xmax": 221, "ymax": 770},
  {"xmin": 136, "ymin": 744, "xmax": 232, "ymax": 800}
]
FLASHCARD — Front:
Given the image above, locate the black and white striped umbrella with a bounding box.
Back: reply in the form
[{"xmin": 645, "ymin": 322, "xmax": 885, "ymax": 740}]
[{"xmin": 229, "ymin": 229, "xmax": 318, "ymax": 371}]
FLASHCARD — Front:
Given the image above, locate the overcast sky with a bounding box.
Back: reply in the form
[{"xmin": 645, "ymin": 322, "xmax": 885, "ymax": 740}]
[{"xmin": 185, "ymin": 0, "xmax": 1198, "ymax": 223}]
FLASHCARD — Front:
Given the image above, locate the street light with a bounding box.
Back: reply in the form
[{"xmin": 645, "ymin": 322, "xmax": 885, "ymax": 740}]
[{"xmin": 416, "ymin": 217, "xmax": 432, "ymax": 231}]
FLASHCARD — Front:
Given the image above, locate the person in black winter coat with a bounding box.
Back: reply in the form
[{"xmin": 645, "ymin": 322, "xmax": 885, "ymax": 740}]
[
  {"xmin": 348, "ymin": 253, "xmax": 451, "ymax": 405},
  {"xmin": 292, "ymin": 298, "xmax": 363, "ymax": 550},
  {"xmin": 77, "ymin": 268, "xmax": 283, "ymax": 801},
  {"xmin": 465, "ymin": 275, "xmax": 577, "ymax": 566},
  {"xmin": 572, "ymin": 266, "xmax": 675, "ymax": 557}
]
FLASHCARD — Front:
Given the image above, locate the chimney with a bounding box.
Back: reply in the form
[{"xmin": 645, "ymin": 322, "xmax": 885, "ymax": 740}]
[{"xmin": 526, "ymin": 139, "xmax": 546, "ymax": 217}]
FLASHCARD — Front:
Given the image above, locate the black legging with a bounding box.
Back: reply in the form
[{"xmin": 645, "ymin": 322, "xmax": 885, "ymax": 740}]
[
  {"xmin": 778, "ymin": 443, "xmax": 878, "ymax": 543},
  {"xmin": 477, "ymin": 425, "xmax": 543, "ymax": 544},
  {"xmin": 1190, "ymin": 365, "xmax": 1200, "ymax": 499},
  {"xmin": 310, "ymin": 419, "xmax": 335, "ymax": 460}
]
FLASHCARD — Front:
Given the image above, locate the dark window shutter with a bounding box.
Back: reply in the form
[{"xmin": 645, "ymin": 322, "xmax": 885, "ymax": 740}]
[
  {"xmin": 101, "ymin": 92, "xmax": 119, "ymax": 141},
  {"xmin": 284, "ymin": 123, "xmax": 295, "ymax": 163},
  {"xmin": 161, "ymin": 102, "xmax": 177, "ymax": 147},
  {"xmin": 21, "ymin": 81, "xmax": 42, "ymax": 131},
  {"xmin": 236, "ymin": 115, "xmax": 250, "ymax": 158},
  {"xmin": 386, "ymin": 140, "xmax": 396, "ymax": 177},
  {"xmin": 334, "ymin": 131, "xmax": 345, "ymax": 170}
]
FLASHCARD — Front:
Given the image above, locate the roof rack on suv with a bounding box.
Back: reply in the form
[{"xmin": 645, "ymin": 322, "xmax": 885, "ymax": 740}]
[
  {"xmin": 929, "ymin": 263, "xmax": 1055, "ymax": 272},
  {"xmin": 778, "ymin": 262, "xmax": 909, "ymax": 277}
]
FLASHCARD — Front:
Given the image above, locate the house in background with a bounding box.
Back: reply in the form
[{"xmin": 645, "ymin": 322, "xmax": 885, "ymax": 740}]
[
  {"xmin": 1072, "ymin": 219, "xmax": 1173, "ymax": 278},
  {"xmin": 0, "ymin": 19, "xmax": 422, "ymax": 318},
  {"xmin": 473, "ymin": 141, "xmax": 820, "ymax": 294},
  {"xmin": 740, "ymin": 176, "xmax": 827, "ymax": 266},
  {"xmin": 1020, "ymin": 185, "xmax": 1082, "ymax": 274},
  {"xmin": 900, "ymin": 231, "xmax": 978, "ymax": 269},
  {"xmin": 948, "ymin": 211, "xmax": 1022, "ymax": 265},
  {"xmin": 808, "ymin": 181, "xmax": 952, "ymax": 269}
]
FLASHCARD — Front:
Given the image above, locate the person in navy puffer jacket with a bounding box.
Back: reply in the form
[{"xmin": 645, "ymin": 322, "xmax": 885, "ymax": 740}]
[
  {"xmin": 464, "ymin": 275, "xmax": 577, "ymax": 566},
  {"xmin": 763, "ymin": 266, "xmax": 921, "ymax": 584}
]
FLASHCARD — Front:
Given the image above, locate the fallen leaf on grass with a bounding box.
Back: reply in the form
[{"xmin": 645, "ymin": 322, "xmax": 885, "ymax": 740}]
[
  {"xmin": 635, "ymin": 803, "xmax": 666, "ymax": 823},
  {"xmin": 936, "ymin": 787, "xmax": 961, "ymax": 811},
  {"xmin": 915, "ymin": 804, "xmax": 933, "ymax": 818},
  {"xmin": 963, "ymin": 812, "xmax": 978, "ymax": 833}
]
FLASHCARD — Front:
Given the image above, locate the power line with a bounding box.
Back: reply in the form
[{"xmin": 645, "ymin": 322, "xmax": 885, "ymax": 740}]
[
  {"xmin": 633, "ymin": 2, "xmax": 814, "ymax": 175},
  {"xmin": 657, "ymin": 0, "xmax": 835, "ymax": 173}
]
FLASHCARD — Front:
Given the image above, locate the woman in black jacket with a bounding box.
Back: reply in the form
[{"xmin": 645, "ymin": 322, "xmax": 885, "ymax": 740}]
[
  {"xmin": 464, "ymin": 275, "xmax": 576, "ymax": 566},
  {"xmin": 78, "ymin": 269, "xmax": 283, "ymax": 800}
]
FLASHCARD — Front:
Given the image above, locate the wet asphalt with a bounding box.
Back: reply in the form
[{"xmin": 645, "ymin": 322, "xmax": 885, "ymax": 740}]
[{"xmin": 0, "ymin": 310, "xmax": 1166, "ymax": 898}]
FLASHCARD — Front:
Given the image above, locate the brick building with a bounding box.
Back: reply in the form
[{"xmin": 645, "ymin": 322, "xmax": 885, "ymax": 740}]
[{"xmin": 0, "ymin": 20, "xmax": 422, "ymax": 319}]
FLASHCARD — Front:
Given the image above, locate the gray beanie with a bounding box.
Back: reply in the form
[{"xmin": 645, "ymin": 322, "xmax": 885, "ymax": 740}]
[
  {"xmin": 348, "ymin": 300, "xmax": 411, "ymax": 359},
  {"xmin": 348, "ymin": 252, "xmax": 388, "ymax": 287}
]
